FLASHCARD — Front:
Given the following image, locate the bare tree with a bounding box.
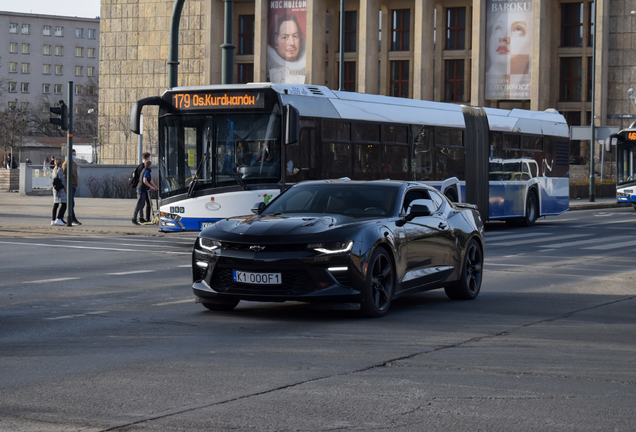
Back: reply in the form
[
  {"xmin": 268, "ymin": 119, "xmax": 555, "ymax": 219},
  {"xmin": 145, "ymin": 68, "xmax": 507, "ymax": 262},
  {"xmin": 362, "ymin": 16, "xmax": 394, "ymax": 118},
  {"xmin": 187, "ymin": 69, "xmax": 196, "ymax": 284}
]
[
  {"xmin": 0, "ymin": 103, "xmax": 29, "ymax": 164},
  {"xmin": 75, "ymin": 76, "xmax": 99, "ymax": 138}
]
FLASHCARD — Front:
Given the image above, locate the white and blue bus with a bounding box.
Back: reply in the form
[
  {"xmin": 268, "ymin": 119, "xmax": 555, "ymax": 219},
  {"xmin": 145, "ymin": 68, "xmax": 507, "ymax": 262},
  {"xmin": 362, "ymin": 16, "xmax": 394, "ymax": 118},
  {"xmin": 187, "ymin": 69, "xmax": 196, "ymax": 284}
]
[
  {"xmin": 614, "ymin": 125, "xmax": 636, "ymax": 208},
  {"xmin": 131, "ymin": 83, "xmax": 570, "ymax": 232}
]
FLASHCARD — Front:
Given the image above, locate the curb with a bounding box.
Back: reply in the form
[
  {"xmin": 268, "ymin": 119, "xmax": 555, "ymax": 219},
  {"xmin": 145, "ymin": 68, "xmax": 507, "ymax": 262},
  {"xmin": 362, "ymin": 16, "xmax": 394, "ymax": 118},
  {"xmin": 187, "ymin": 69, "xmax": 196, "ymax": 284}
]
[{"xmin": 568, "ymin": 202, "xmax": 630, "ymax": 211}]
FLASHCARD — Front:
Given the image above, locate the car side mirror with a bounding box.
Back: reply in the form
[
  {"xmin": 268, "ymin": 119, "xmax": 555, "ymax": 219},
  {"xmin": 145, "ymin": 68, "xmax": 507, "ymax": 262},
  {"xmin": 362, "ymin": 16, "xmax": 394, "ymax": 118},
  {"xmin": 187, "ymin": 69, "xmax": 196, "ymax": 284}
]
[
  {"xmin": 251, "ymin": 201, "xmax": 266, "ymax": 214},
  {"xmin": 406, "ymin": 204, "xmax": 431, "ymax": 221}
]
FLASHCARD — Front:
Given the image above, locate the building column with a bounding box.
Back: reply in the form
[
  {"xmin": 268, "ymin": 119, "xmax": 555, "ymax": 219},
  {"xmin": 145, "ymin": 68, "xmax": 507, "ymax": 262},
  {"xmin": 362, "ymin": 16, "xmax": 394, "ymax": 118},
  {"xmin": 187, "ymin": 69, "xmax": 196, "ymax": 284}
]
[
  {"xmin": 413, "ymin": 0, "xmax": 434, "ymax": 100},
  {"xmin": 531, "ymin": 0, "xmax": 550, "ymax": 111},
  {"xmin": 470, "ymin": 0, "xmax": 486, "ymax": 107},
  {"xmin": 254, "ymin": 0, "xmax": 268, "ymax": 82},
  {"xmin": 205, "ymin": 0, "xmax": 225, "ymax": 84},
  {"xmin": 358, "ymin": 0, "xmax": 380, "ymax": 94},
  {"xmin": 306, "ymin": 0, "xmax": 327, "ymax": 85}
]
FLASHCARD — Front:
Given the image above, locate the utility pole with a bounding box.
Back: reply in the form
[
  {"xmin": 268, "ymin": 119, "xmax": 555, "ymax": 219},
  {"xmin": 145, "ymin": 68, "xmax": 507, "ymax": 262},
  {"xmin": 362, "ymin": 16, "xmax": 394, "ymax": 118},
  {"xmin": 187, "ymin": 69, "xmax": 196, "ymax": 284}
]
[{"xmin": 66, "ymin": 81, "xmax": 74, "ymax": 227}]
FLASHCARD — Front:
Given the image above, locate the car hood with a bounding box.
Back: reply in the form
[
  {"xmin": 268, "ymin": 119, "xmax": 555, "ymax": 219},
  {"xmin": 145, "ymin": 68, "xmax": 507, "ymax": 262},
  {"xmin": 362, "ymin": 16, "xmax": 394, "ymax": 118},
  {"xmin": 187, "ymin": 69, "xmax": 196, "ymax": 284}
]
[{"xmin": 209, "ymin": 214, "xmax": 376, "ymax": 238}]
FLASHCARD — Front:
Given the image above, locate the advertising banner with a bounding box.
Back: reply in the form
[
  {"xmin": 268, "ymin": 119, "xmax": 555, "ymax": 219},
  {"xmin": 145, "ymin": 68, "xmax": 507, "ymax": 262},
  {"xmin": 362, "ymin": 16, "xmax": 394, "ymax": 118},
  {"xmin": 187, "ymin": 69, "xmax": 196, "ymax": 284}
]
[
  {"xmin": 267, "ymin": 0, "xmax": 307, "ymax": 84},
  {"xmin": 485, "ymin": 0, "xmax": 532, "ymax": 99}
]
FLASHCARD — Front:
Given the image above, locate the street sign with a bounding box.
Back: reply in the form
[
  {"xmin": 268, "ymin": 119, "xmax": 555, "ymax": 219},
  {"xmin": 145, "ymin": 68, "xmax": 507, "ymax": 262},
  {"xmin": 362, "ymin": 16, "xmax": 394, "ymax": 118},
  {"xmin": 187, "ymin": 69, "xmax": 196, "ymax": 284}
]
[{"xmin": 569, "ymin": 126, "xmax": 619, "ymax": 141}]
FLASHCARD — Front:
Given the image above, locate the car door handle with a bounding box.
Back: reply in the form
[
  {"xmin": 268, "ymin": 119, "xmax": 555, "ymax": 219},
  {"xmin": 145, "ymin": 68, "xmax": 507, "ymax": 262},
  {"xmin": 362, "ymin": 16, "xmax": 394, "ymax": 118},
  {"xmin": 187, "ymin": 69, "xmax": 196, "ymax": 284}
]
[{"xmin": 438, "ymin": 222, "xmax": 448, "ymax": 230}]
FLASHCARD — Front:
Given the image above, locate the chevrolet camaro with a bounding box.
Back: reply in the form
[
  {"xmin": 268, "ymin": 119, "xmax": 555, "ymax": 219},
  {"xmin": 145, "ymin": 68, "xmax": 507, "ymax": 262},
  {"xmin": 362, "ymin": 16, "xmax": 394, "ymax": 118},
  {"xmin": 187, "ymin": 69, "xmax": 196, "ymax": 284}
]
[{"xmin": 192, "ymin": 180, "xmax": 484, "ymax": 317}]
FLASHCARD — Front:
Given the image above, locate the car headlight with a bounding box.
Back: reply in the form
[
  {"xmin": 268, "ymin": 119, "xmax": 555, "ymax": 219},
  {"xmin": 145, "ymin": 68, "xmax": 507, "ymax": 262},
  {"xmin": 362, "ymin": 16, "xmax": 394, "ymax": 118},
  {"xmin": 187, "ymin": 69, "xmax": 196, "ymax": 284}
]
[
  {"xmin": 199, "ymin": 238, "xmax": 222, "ymax": 252},
  {"xmin": 307, "ymin": 241, "xmax": 353, "ymax": 254}
]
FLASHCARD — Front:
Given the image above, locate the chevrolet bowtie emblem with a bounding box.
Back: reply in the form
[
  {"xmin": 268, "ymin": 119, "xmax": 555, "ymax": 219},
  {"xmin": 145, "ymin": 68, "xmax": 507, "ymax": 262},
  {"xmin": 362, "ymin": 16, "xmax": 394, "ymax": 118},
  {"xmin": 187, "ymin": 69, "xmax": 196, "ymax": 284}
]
[{"xmin": 250, "ymin": 245, "xmax": 266, "ymax": 251}]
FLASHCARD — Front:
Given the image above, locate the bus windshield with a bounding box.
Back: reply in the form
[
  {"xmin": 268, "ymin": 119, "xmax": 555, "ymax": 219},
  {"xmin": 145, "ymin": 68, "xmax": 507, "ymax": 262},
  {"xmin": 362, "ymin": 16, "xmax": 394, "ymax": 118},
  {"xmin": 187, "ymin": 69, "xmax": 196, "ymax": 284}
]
[
  {"xmin": 159, "ymin": 112, "xmax": 281, "ymax": 197},
  {"xmin": 617, "ymin": 141, "xmax": 636, "ymax": 185}
]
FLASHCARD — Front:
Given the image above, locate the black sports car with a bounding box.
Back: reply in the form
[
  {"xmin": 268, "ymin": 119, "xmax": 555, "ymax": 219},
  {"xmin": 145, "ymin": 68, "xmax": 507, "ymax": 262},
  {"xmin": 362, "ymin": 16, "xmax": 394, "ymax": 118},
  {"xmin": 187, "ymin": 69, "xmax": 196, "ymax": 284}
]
[{"xmin": 192, "ymin": 180, "xmax": 484, "ymax": 317}]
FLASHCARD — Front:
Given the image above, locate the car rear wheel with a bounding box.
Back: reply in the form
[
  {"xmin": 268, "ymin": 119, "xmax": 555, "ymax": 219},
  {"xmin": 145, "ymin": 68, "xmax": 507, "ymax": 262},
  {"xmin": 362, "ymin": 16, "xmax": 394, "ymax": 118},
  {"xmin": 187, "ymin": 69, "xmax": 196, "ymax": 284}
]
[
  {"xmin": 201, "ymin": 298, "xmax": 240, "ymax": 311},
  {"xmin": 445, "ymin": 239, "xmax": 483, "ymax": 300},
  {"xmin": 360, "ymin": 248, "xmax": 394, "ymax": 318}
]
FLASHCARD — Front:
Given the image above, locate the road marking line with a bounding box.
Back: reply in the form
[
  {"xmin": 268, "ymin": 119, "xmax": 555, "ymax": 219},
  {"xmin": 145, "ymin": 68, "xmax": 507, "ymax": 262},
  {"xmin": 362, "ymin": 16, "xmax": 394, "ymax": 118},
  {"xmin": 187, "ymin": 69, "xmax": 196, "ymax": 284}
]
[
  {"xmin": 488, "ymin": 234, "xmax": 591, "ymax": 247},
  {"xmin": 24, "ymin": 277, "xmax": 80, "ymax": 284},
  {"xmin": 484, "ymin": 232, "xmax": 549, "ymax": 241},
  {"xmin": 570, "ymin": 219, "xmax": 635, "ymax": 228},
  {"xmin": 178, "ymin": 264, "xmax": 192, "ymax": 268},
  {"xmin": 153, "ymin": 299, "xmax": 193, "ymax": 306},
  {"xmin": 106, "ymin": 270, "xmax": 155, "ymax": 276},
  {"xmin": 584, "ymin": 239, "xmax": 636, "ymax": 250},
  {"xmin": 538, "ymin": 235, "xmax": 625, "ymax": 249},
  {"xmin": 0, "ymin": 240, "xmax": 190, "ymax": 255},
  {"xmin": 44, "ymin": 311, "xmax": 109, "ymax": 320}
]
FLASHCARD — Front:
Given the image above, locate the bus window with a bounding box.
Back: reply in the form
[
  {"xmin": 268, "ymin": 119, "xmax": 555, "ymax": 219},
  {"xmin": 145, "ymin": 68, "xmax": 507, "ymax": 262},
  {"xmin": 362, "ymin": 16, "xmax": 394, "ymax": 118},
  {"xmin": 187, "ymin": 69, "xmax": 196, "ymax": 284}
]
[
  {"xmin": 436, "ymin": 146, "xmax": 465, "ymax": 180},
  {"xmin": 504, "ymin": 134, "xmax": 520, "ymax": 150},
  {"xmin": 322, "ymin": 143, "xmax": 351, "ymax": 178},
  {"xmin": 353, "ymin": 144, "xmax": 382, "ymax": 179},
  {"xmin": 436, "ymin": 128, "xmax": 463, "ymax": 147},
  {"xmin": 381, "ymin": 144, "xmax": 409, "ymax": 180},
  {"xmin": 522, "ymin": 135, "xmax": 543, "ymax": 151},
  {"xmin": 286, "ymin": 128, "xmax": 317, "ymax": 183},
  {"xmin": 323, "ymin": 121, "xmax": 351, "ymax": 141},
  {"xmin": 411, "ymin": 125, "xmax": 434, "ymax": 181},
  {"xmin": 384, "ymin": 125, "xmax": 408, "ymax": 144},
  {"xmin": 354, "ymin": 122, "xmax": 380, "ymax": 143}
]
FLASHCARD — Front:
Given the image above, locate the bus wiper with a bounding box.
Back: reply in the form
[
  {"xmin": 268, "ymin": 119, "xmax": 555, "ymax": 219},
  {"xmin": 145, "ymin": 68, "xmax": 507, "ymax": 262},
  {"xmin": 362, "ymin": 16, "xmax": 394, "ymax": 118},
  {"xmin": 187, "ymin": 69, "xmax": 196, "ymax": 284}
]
[
  {"xmin": 187, "ymin": 151, "xmax": 210, "ymax": 198},
  {"xmin": 229, "ymin": 171, "xmax": 249, "ymax": 190}
]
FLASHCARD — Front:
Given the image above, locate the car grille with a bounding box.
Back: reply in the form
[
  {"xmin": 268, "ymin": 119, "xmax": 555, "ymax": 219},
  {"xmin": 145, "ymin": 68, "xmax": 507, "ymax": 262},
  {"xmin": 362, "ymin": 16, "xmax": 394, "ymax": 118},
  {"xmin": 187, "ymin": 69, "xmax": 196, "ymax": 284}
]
[
  {"xmin": 219, "ymin": 242, "xmax": 307, "ymax": 252},
  {"xmin": 331, "ymin": 273, "xmax": 351, "ymax": 288},
  {"xmin": 211, "ymin": 268, "xmax": 317, "ymax": 296}
]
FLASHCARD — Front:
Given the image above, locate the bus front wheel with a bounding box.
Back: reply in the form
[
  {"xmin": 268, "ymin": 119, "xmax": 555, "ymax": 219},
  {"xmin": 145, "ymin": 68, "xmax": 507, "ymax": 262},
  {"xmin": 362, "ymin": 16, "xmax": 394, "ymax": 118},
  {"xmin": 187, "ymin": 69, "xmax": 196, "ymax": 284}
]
[{"xmin": 521, "ymin": 190, "xmax": 538, "ymax": 227}]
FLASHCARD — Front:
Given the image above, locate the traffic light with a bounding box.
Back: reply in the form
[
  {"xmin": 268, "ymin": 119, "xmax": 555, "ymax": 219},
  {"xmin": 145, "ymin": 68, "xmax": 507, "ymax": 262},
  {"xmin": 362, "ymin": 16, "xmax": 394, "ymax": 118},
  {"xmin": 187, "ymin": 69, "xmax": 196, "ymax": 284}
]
[{"xmin": 50, "ymin": 101, "xmax": 68, "ymax": 131}]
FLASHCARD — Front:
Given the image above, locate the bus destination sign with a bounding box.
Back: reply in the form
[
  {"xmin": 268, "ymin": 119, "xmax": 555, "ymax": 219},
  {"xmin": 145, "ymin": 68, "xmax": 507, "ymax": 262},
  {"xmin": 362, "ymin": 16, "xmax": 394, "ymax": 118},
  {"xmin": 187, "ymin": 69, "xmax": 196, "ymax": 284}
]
[
  {"xmin": 627, "ymin": 131, "xmax": 636, "ymax": 141},
  {"xmin": 171, "ymin": 91, "xmax": 265, "ymax": 110}
]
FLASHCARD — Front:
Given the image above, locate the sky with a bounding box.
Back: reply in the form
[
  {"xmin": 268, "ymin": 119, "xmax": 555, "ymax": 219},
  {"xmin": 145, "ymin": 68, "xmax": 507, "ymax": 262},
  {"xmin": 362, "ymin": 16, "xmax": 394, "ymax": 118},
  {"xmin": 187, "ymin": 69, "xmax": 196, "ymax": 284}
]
[{"xmin": 2, "ymin": 0, "xmax": 101, "ymax": 19}]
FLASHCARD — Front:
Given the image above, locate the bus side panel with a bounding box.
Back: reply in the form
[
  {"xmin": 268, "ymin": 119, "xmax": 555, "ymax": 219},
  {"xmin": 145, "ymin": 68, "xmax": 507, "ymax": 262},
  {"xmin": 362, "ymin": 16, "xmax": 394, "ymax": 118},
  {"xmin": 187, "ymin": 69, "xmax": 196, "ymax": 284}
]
[
  {"xmin": 537, "ymin": 177, "xmax": 569, "ymax": 215},
  {"xmin": 488, "ymin": 182, "xmax": 526, "ymax": 219}
]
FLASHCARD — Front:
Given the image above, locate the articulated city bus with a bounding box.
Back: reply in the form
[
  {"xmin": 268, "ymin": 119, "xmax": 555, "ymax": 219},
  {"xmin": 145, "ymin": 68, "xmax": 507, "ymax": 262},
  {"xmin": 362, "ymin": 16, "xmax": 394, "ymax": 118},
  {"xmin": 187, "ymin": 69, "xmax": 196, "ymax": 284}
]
[{"xmin": 131, "ymin": 83, "xmax": 570, "ymax": 232}]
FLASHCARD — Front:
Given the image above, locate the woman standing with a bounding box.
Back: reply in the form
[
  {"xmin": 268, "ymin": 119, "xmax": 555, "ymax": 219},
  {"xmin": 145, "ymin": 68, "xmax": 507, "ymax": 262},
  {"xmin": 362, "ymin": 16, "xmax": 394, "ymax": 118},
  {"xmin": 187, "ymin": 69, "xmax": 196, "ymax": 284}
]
[{"xmin": 51, "ymin": 158, "xmax": 67, "ymax": 226}]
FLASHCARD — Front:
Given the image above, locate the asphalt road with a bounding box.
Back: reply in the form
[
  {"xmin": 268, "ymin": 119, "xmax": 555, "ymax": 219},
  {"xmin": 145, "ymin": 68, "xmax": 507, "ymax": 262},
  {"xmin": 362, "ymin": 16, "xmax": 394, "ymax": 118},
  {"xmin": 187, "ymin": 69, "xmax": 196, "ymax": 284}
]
[{"xmin": 0, "ymin": 208, "xmax": 635, "ymax": 431}]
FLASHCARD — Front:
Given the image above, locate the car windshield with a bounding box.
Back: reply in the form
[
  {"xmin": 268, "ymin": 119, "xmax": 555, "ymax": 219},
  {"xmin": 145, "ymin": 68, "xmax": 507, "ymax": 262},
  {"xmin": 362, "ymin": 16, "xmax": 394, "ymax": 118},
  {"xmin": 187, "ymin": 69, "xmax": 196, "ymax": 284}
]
[{"xmin": 263, "ymin": 184, "xmax": 399, "ymax": 218}]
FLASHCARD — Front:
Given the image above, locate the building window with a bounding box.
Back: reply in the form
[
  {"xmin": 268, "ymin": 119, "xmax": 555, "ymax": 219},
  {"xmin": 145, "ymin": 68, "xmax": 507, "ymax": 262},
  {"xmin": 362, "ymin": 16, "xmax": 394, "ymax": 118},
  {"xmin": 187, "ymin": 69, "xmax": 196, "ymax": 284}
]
[
  {"xmin": 344, "ymin": 61, "xmax": 356, "ymax": 91},
  {"xmin": 390, "ymin": 60, "xmax": 409, "ymax": 97},
  {"xmin": 21, "ymin": 82, "xmax": 29, "ymax": 93},
  {"xmin": 43, "ymin": 83, "xmax": 51, "ymax": 94},
  {"xmin": 76, "ymin": 28, "xmax": 83, "ymax": 38},
  {"xmin": 9, "ymin": 23, "xmax": 18, "ymax": 33},
  {"xmin": 446, "ymin": 7, "xmax": 466, "ymax": 50},
  {"xmin": 55, "ymin": 46, "xmax": 63, "ymax": 56},
  {"xmin": 43, "ymin": 44, "xmax": 51, "ymax": 55},
  {"xmin": 43, "ymin": 25, "xmax": 51, "ymax": 36},
  {"xmin": 9, "ymin": 42, "xmax": 17, "ymax": 53},
  {"xmin": 74, "ymin": 85, "xmax": 82, "ymax": 95},
  {"xmin": 445, "ymin": 60, "xmax": 464, "ymax": 101},
  {"xmin": 344, "ymin": 11, "xmax": 357, "ymax": 52},
  {"xmin": 75, "ymin": 47, "xmax": 83, "ymax": 57},
  {"xmin": 87, "ymin": 86, "xmax": 94, "ymax": 95},
  {"xmin": 8, "ymin": 82, "xmax": 17, "ymax": 92},
  {"xmin": 42, "ymin": 102, "xmax": 50, "ymax": 113},
  {"xmin": 561, "ymin": 3, "xmax": 583, "ymax": 47},
  {"xmin": 75, "ymin": 66, "xmax": 83, "ymax": 76},
  {"xmin": 43, "ymin": 64, "xmax": 51, "ymax": 74},
  {"xmin": 560, "ymin": 57, "xmax": 582, "ymax": 101},
  {"xmin": 21, "ymin": 63, "xmax": 29, "ymax": 73},
  {"xmin": 391, "ymin": 9, "xmax": 410, "ymax": 51},
  {"xmin": 88, "ymin": 28, "xmax": 96, "ymax": 39},
  {"xmin": 8, "ymin": 101, "xmax": 17, "ymax": 110},
  {"xmin": 237, "ymin": 63, "xmax": 254, "ymax": 84},
  {"xmin": 55, "ymin": 26, "xmax": 63, "ymax": 37},
  {"xmin": 238, "ymin": 15, "xmax": 254, "ymax": 55},
  {"xmin": 55, "ymin": 65, "xmax": 63, "ymax": 75},
  {"xmin": 22, "ymin": 24, "xmax": 30, "ymax": 35},
  {"xmin": 587, "ymin": 56, "xmax": 593, "ymax": 101},
  {"xmin": 22, "ymin": 44, "xmax": 30, "ymax": 54},
  {"xmin": 588, "ymin": 2, "xmax": 595, "ymax": 47},
  {"xmin": 87, "ymin": 66, "xmax": 95, "ymax": 76},
  {"xmin": 54, "ymin": 84, "xmax": 63, "ymax": 94},
  {"xmin": 87, "ymin": 47, "xmax": 95, "ymax": 58},
  {"xmin": 9, "ymin": 62, "xmax": 17, "ymax": 73}
]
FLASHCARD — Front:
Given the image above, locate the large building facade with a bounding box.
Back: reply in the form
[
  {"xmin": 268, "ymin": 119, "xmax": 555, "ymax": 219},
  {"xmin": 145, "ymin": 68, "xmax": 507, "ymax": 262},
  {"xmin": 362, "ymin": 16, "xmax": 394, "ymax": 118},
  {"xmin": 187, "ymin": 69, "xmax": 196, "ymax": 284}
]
[
  {"xmin": 0, "ymin": 11, "xmax": 100, "ymax": 123},
  {"xmin": 98, "ymin": 0, "xmax": 633, "ymax": 167}
]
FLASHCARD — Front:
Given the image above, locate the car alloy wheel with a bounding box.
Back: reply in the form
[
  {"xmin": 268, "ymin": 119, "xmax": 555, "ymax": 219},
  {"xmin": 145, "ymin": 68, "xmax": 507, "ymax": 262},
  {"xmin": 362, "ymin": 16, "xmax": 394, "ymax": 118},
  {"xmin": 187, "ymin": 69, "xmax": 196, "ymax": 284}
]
[
  {"xmin": 445, "ymin": 239, "xmax": 483, "ymax": 300},
  {"xmin": 361, "ymin": 248, "xmax": 394, "ymax": 317}
]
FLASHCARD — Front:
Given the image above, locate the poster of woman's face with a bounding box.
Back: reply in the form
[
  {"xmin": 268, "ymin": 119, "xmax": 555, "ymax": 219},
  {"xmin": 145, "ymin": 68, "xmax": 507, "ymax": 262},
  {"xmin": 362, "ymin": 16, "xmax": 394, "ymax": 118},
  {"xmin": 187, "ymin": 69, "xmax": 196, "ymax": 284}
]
[
  {"xmin": 485, "ymin": 0, "xmax": 532, "ymax": 100},
  {"xmin": 267, "ymin": 3, "xmax": 307, "ymax": 84}
]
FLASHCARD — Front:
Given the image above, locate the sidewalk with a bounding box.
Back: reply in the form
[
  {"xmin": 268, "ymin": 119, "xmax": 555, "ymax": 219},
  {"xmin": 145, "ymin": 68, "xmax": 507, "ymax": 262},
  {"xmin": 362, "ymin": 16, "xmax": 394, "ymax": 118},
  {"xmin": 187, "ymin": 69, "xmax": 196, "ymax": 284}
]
[{"xmin": 0, "ymin": 192, "xmax": 628, "ymax": 237}]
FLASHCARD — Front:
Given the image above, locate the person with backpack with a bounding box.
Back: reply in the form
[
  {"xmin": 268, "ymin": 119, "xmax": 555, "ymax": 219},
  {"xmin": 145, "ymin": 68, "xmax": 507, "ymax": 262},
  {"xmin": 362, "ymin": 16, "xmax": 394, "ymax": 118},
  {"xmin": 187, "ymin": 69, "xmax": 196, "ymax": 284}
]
[
  {"xmin": 129, "ymin": 152, "xmax": 152, "ymax": 222},
  {"xmin": 132, "ymin": 160, "xmax": 157, "ymax": 225}
]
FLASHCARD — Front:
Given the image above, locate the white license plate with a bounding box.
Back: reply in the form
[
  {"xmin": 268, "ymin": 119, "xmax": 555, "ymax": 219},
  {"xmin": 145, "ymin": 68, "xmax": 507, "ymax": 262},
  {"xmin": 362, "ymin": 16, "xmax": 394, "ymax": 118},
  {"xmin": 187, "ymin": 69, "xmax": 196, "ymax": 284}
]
[
  {"xmin": 233, "ymin": 270, "xmax": 282, "ymax": 285},
  {"xmin": 201, "ymin": 222, "xmax": 215, "ymax": 229}
]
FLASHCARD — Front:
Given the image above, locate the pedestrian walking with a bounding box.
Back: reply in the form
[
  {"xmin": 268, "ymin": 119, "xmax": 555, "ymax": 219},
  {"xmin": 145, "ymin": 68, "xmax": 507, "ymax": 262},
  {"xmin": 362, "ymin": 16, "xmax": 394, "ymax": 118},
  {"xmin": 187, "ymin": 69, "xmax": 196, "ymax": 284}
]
[
  {"xmin": 51, "ymin": 158, "xmax": 67, "ymax": 226},
  {"xmin": 130, "ymin": 152, "xmax": 153, "ymax": 222},
  {"xmin": 62, "ymin": 149, "xmax": 81, "ymax": 225},
  {"xmin": 132, "ymin": 160, "xmax": 157, "ymax": 225}
]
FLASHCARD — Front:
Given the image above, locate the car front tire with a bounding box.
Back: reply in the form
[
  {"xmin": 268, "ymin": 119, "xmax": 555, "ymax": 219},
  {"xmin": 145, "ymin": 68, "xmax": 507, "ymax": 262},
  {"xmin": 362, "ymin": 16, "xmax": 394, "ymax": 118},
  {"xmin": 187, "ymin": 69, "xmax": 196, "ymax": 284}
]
[
  {"xmin": 360, "ymin": 248, "xmax": 394, "ymax": 318},
  {"xmin": 445, "ymin": 239, "xmax": 483, "ymax": 300}
]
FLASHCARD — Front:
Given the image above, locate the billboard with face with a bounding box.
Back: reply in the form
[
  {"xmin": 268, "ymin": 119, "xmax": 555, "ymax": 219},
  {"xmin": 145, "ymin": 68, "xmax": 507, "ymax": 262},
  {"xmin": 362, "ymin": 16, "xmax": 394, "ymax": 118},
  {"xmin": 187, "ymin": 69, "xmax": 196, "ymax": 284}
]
[
  {"xmin": 267, "ymin": 1, "xmax": 307, "ymax": 84},
  {"xmin": 485, "ymin": 0, "xmax": 532, "ymax": 99}
]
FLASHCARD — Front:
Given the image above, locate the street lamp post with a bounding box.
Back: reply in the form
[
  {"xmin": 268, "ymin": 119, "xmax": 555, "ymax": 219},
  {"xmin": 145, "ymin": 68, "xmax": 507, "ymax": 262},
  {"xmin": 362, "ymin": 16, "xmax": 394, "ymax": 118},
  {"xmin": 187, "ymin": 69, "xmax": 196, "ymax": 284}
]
[{"xmin": 589, "ymin": 1, "xmax": 598, "ymax": 202}]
